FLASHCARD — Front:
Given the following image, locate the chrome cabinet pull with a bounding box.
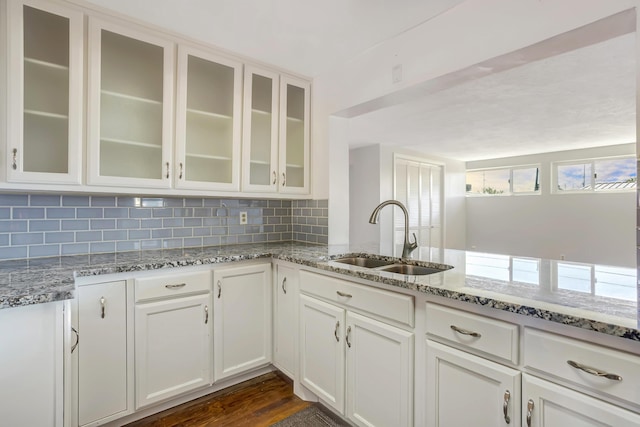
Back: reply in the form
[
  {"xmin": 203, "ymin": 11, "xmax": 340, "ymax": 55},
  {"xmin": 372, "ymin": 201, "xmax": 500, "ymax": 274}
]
[
  {"xmin": 179, "ymin": 162, "xmax": 183, "ymax": 179},
  {"xmin": 282, "ymin": 172, "xmax": 286, "ymax": 186},
  {"xmin": 217, "ymin": 280, "xmax": 222, "ymax": 298},
  {"xmin": 100, "ymin": 296, "xmax": 106, "ymax": 319},
  {"xmin": 567, "ymin": 360, "xmax": 622, "ymax": 381},
  {"xmin": 71, "ymin": 327, "xmax": 79, "ymax": 353},
  {"xmin": 346, "ymin": 326, "xmax": 352, "ymax": 348},
  {"xmin": 166, "ymin": 162, "xmax": 170, "ymax": 179},
  {"xmin": 336, "ymin": 291, "xmax": 352, "ymax": 298},
  {"xmin": 204, "ymin": 305, "xmax": 209, "ymax": 324},
  {"xmin": 12, "ymin": 148, "xmax": 17, "ymax": 170},
  {"xmin": 272, "ymin": 171, "xmax": 277, "ymax": 185},
  {"xmin": 503, "ymin": 390, "xmax": 511, "ymax": 424},
  {"xmin": 450, "ymin": 324, "xmax": 481, "ymax": 338},
  {"xmin": 334, "ymin": 321, "xmax": 340, "ymax": 342},
  {"xmin": 526, "ymin": 399, "xmax": 534, "ymax": 427},
  {"xmin": 165, "ymin": 283, "xmax": 186, "ymax": 290},
  {"xmin": 282, "ymin": 277, "xmax": 287, "ymax": 294}
]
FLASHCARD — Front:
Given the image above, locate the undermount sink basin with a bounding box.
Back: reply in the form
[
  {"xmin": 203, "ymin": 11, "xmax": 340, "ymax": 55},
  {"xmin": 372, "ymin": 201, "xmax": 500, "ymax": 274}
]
[
  {"xmin": 379, "ymin": 264, "xmax": 445, "ymax": 276},
  {"xmin": 334, "ymin": 257, "xmax": 395, "ymax": 268}
]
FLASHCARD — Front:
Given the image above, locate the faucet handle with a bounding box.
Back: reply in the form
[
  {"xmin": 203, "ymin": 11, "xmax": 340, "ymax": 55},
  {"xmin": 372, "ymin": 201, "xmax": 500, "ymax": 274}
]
[{"xmin": 410, "ymin": 232, "xmax": 418, "ymax": 249}]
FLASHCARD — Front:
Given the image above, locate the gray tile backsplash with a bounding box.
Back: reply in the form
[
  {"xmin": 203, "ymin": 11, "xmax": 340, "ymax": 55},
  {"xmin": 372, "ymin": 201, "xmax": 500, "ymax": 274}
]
[{"xmin": 0, "ymin": 194, "xmax": 329, "ymax": 260}]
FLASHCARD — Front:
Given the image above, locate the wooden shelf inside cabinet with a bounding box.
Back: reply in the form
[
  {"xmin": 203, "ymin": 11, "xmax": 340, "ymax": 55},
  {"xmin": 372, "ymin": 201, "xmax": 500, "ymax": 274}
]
[
  {"xmin": 185, "ymin": 153, "xmax": 232, "ymax": 161},
  {"xmin": 286, "ymin": 163, "xmax": 304, "ymax": 169},
  {"xmin": 101, "ymin": 90, "xmax": 162, "ymax": 105},
  {"xmin": 24, "ymin": 109, "xmax": 68, "ymax": 120},
  {"xmin": 101, "ymin": 137, "xmax": 162, "ymax": 149},
  {"xmin": 186, "ymin": 108, "xmax": 233, "ymax": 120},
  {"xmin": 286, "ymin": 116, "xmax": 303, "ymax": 123},
  {"xmin": 252, "ymin": 108, "xmax": 272, "ymax": 116},
  {"xmin": 24, "ymin": 57, "xmax": 69, "ymax": 71},
  {"xmin": 250, "ymin": 160, "xmax": 270, "ymax": 165}
]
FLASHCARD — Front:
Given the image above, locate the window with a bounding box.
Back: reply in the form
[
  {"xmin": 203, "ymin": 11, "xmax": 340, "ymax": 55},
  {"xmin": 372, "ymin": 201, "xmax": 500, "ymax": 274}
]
[
  {"xmin": 466, "ymin": 165, "xmax": 539, "ymax": 196},
  {"xmin": 554, "ymin": 156, "xmax": 636, "ymax": 192}
]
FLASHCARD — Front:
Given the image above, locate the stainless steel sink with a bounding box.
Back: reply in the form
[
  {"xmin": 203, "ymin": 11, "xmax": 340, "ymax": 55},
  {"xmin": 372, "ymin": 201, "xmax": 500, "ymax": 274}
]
[
  {"xmin": 334, "ymin": 257, "xmax": 395, "ymax": 268},
  {"xmin": 378, "ymin": 264, "xmax": 445, "ymax": 276}
]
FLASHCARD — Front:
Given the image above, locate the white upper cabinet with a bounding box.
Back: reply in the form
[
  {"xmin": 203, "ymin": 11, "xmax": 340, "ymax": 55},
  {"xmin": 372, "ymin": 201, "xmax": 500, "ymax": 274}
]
[
  {"xmin": 87, "ymin": 17, "xmax": 174, "ymax": 188},
  {"xmin": 6, "ymin": 0, "xmax": 83, "ymax": 184},
  {"xmin": 279, "ymin": 75, "xmax": 310, "ymax": 194},
  {"xmin": 242, "ymin": 68, "xmax": 310, "ymax": 194},
  {"xmin": 175, "ymin": 46, "xmax": 242, "ymax": 191}
]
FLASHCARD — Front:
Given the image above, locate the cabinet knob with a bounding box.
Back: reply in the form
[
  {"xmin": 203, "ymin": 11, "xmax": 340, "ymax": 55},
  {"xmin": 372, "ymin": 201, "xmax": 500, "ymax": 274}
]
[
  {"xmin": 334, "ymin": 321, "xmax": 340, "ymax": 342},
  {"xmin": 217, "ymin": 280, "xmax": 222, "ymax": 299},
  {"xmin": 346, "ymin": 326, "xmax": 352, "ymax": 348},
  {"xmin": 526, "ymin": 399, "xmax": 534, "ymax": 427},
  {"xmin": 204, "ymin": 305, "xmax": 209, "ymax": 324},
  {"xmin": 100, "ymin": 296, "xmax": 106, "ymax": 319},
  {"xmin": 566, "ymin": 360, "xmax": 622, "ymax": 381},
  {"xmin": 12, "ymin": 148, "xmax": 17, "ymax": 170},
  {"xmin": 282, "ymin": 172, "xmax": 286, "ymax": 186},
  {"xmin": 272, "ymin": 171, "xmax": 277, "ymax": 185},
  {"xmin": 282, "ymin": 277, "xmax": 287, "ymax": 294},
  {"xmin": 336, "ymin": 291, "xmax": 352, "ymax": 298},
  {"xmin": 166, "ymin": 162, "xmax": 170, "ymax": 179},
  {"xmin": 71, "ymin": 327, "xmax": 79, "ymax": 353},
  {"xmin": 179, "ymin": 162, "xmax": 183, "ymax": 179},
  {"xmin": 165, "ymin": 283, "xmax": 186, "ymax": 290},
  {"xmin": 450, "ymin": 324, "xmax": 481, "ymax": 338}
]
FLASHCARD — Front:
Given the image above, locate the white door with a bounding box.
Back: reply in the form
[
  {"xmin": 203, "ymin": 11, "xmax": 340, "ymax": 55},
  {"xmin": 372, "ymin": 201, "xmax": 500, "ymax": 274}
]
[
  {"xmin": 87, "ymin": 17, "xmax": 174, "ymax": 188},
  {"xmin": 279, "ymin": 75, "xmax": 310, "ymax": 194},
  {"xmin": 175, "ymin": 45, "xmax": 242, "ymax": 191},
  {"xmin": 6, "ymin": 0, "xmax": 83, "ymax": 184},
  {"xmin": 299, "ymin": 294, "xmax": 345, "ymax": 413},
  {"xmin": 77, "ymin": 281, "xmax": 128, "ymax": 426},
  {"xmin": 274, "ymin": 263, "xmax": 298, "ymax": 378},
  {"xmin": 135, "ymin": 293, "xmax": 212, "ymax": 408},
  {"xmin": 346, "ymin": 311, "xmax": 414, "ymax": 427},
  {"xmin": 522, "ymin": 374, "xmax": 640, "ymax": 427},
  {"xmin": 242, "ymin": 66, "xmax": 280, "ymax": 192},
  {"xmin": 213, "ymin": 263, "xmax": 272, "ymax": 381},
  {"xmin": 426, "ymin": 340, "xmax": 521, "ymax": 427}
]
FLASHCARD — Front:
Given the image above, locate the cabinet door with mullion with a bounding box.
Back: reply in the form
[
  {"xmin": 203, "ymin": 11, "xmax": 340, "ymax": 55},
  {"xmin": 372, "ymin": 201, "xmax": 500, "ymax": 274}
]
[
  {"xmin": 279, "ymin": 75, "xmax": 310, "ymax": 194},
  {"xmin": 242, "ymin": 66, "xmax": 280, "ymax": 192},
  {"xmin": 175, "ymin": 46, "xmax": 242, "ymax": 191},
  {"xmin": 6, "ymin": 0, "xmax": 83, "ymax": 184},
  {"xmin": 87, "ymin": 17, "xmax": 174, "ymax": 188}
]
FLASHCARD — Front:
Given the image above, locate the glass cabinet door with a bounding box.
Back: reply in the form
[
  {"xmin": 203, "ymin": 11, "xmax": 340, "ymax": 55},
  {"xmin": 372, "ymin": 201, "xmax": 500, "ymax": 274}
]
[
  {"xmin": 87, "ymin": 18, "xmax": 174, "ymax": 188},
  {"xmin": 279, "ymin": 75, "xmax": 310, "ymax": 194},
  {"xmin": 6, "ymin": 0, "xmax": 83, "ymax": 184},
  {"xmin": 175, "ymin": 46, "xmax": 242, "ymax": 191},
  {"xmin": 242, "ymin": 67, "xmax": 279, "ymax": 192}
]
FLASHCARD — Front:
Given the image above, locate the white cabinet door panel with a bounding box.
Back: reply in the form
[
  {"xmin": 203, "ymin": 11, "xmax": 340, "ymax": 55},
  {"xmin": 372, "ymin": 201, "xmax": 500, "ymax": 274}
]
[{"xmin": 274, "ymin": 263, "xmax": 297, "ymax": 378}]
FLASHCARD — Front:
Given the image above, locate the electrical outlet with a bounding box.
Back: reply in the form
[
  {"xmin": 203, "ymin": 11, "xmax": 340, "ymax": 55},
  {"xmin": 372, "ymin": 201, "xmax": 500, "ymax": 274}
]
[{"xmin": 239, "ymin": 211, "xmax": 248, "ymax": 224}]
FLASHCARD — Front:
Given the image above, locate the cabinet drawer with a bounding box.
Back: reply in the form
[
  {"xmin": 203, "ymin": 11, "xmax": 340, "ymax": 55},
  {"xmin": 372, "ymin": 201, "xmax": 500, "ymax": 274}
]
[
  {"xmin": 135, "ymin": 270, "xmax": 211, "ymax": 302},
  {"xmin": 524, "ymin": 328, "xmax": 640, "ymax": 406},
  {"xmin": 299, "ymin": 270, "xmax": 414, "ymax": 327},
  {"xmin": 426, "ymin": 303, "xmax": 519, "ymax": 364}
]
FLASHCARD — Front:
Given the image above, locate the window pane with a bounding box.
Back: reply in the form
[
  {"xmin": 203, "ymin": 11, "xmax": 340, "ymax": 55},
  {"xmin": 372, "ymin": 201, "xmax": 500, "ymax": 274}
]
[
  {"xmin": 594, "ymin": 265, "xmax": 636, "ymax": 301},
  {"xmin": 512, "ymin": 167, "xmax": 539, "ymax": 193},
  {"xmin": 512, "ymin": 258, "xmax": 539, "ymax": 285},
  {"xmin": 594, "ymin": 157, "xmax": 637, "ymax": 190},
  {"xmin": 466, "ymin": 252, "xmax": 510, "ymax": 281},
  {"xmin": 556, "ymin": 163, "xmax": 592, "ymax": 191},
  {"xmin": 557, "ymin": 263, "xmax": 591, "ymax": 293},
  {"xmin": 466, "ymin": 169, "xmax": 509, "ymax": 195}
]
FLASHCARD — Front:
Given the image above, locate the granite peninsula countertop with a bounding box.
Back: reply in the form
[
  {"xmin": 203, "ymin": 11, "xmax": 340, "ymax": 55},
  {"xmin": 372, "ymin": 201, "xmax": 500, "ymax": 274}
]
[{"xmin": 0, "ymin": 241, "xmax": 638, "ymax": 342}]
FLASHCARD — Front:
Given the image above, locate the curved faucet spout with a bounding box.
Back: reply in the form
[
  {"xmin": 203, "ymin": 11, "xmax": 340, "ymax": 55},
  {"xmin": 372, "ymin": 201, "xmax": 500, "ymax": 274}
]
[{"xmin": 369, "ymin": 200, "xmax": 417, "ymax": 259}]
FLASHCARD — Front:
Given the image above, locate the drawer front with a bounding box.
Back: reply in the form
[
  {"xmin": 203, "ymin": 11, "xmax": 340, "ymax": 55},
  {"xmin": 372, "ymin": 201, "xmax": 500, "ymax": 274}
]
[
  {"xmin": 524, "ymin": 328, "xmax": 640, "ymax": 406},
  {"xmin": 299, "ymin": 270, "xmax": 414, "ymax": 327},
  {"xmin": 426, "ymin": 302, "xmax": 519, "ymax": 364},
  {"xmin": 135, "ymin": 270, "xmax": 211, "ymax": 302}
]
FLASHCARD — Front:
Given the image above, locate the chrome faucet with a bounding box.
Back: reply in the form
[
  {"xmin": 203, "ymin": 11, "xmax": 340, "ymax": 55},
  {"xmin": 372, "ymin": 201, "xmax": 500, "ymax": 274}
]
[{"xmin": 368, "ymin": 200, "xmax": 418, "ymax": 259}]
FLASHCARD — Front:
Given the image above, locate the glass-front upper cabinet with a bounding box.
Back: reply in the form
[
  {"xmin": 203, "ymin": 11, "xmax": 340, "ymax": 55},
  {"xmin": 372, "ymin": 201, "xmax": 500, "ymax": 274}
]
[
  {"xmin": 6, "ymin": 0, "xmax": 83, "ymax": 184},
  {"xmin": 242, "ymin": 67, "xmax": 279, "ymax": 192},
  {"xmin": 175, "ymin": 46, "xmax": 242, "ymax": 191},
  {"xmin": 87, "ymin": 18, "xmax": 174, "ymax": 188},
  {"xmin": 279, "ymin": 75, "xmax": 310, "ymax": 194}
]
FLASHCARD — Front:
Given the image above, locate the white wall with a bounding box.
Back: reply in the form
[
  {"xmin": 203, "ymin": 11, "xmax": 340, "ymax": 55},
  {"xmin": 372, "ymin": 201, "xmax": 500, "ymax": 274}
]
[
  {"xmin": 313, "ymin": 0, "xmax": 640, "ymax": 247},
  {"xmin": 465, "ymin": 144, "xmax": 636, "ymax": 267},
  {"xmin": 349, "ymin": 144, "xmax": 467, "ymax": 255}
]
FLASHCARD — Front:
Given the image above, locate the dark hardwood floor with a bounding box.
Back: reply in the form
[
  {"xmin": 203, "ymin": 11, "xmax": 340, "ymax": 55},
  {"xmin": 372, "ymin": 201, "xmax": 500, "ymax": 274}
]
[{"xmin": 125, "ymin": 371, "xmax": 312, "ymax": 427}]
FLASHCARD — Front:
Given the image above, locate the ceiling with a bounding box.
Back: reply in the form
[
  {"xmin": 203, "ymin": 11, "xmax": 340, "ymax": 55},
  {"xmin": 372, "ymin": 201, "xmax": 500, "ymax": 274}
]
[
  {"xmin": 346, "ymin": 32, "xmax": 636, "ymax": 161},
  {"xmin": 83, "ymin": 0, "xmax": 465, "ymax": 78}
]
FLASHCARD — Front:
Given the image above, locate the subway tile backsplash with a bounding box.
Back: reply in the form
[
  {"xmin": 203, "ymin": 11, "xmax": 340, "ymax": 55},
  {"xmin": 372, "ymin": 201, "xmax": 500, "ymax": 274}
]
[{"xmin": 0, "ymin": 194, "xmax": 329, "ymax": 260}]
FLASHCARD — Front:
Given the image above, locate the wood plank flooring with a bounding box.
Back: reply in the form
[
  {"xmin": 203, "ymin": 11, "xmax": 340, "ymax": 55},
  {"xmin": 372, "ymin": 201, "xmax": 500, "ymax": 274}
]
[{"xmin": 125, "ymin": 371, "xmax": 312, "ymax": 427}]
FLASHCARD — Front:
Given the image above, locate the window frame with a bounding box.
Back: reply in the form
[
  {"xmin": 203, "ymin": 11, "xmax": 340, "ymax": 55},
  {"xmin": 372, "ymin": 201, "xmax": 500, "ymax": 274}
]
[
  {"xmin": 465, "ymin": 164, "xmax": 541, "ymax": 197},
  {"xmin": 551, "ymin": 155, "xmax": 637, "ymax": 194}
]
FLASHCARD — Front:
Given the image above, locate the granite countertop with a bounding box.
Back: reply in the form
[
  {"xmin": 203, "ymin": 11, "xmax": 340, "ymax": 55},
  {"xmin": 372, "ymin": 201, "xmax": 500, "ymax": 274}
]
[{"xmin": 1, "ymin": 241, "xmax": 638, "ymax": 342}]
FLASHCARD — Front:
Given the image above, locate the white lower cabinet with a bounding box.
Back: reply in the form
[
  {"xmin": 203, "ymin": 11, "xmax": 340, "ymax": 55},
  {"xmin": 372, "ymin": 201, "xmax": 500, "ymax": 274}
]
[
  {"xmin": 213, "ymin": 263, "xmax": 272, "ymax": 381},
  {"xmin": 299, "ymin": 294, "xmax": 414, "ymax": 427},
  {"xmin": 522, "ymin": 374, "xmax": 640, "ymax": 427},
  {"xmin": 426, "ymin": 339, "xmax": 521, "ymax": 427},
  {"xmin": 273, "ymin": 262, "xmax": 298, "ymax": 378},
  {"xmin": 76, "ymin": 280, "xmax": 129, "ymax": 426},
  {"xmin": 134, "ymin": 271, "xmax": 212, "ymax": 408}
]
